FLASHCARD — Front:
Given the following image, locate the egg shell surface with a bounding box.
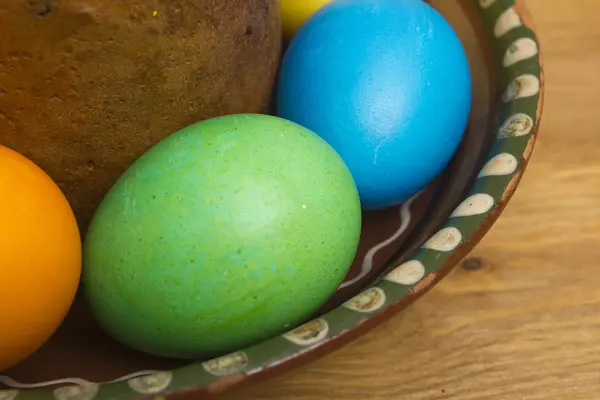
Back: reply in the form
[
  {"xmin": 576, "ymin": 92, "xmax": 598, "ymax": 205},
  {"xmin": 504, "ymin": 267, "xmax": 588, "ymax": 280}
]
[
  {"xmin": 83, "ymin": 114, "xmax": 362, "ymax": 359},
  {"xmin": 281, "ymin": 0, "xmax": 334, "ymax": 39},
  {"xmin": 0, "ymin": 145, "xmax": 81, "ymax": 372},
  {"xmin": 277, "ymin": 0, "xmax": 472, "ymax": 209}
]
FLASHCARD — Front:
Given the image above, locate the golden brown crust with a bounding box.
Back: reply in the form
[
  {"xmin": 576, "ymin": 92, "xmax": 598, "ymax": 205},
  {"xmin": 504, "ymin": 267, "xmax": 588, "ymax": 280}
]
[{"xmin": 0, "ymin": 0, "xmax": 281, "ymax": 233}]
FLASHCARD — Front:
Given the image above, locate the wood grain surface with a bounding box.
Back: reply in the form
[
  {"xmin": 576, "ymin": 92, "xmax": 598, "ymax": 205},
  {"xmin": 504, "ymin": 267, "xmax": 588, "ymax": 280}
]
[{"xmin": 218, "ymin": 1, "xmax": 600, "ymax": 399}]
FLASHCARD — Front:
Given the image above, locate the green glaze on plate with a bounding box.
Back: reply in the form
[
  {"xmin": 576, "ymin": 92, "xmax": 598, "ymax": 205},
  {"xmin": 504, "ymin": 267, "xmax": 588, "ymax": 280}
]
[{"xmin": 83, "ymin": 114, "xmax": 362, "ymax": 359}]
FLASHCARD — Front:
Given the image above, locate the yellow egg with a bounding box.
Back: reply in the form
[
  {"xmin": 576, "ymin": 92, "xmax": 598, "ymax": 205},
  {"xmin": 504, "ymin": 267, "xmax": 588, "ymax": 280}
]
[
  {"xmin": 281, "ymin": 0, "xmax": 334, "ymax": 39},
  {"xmin": 0, "ymin": 145, "xmax": 82, "ymax": 371}
]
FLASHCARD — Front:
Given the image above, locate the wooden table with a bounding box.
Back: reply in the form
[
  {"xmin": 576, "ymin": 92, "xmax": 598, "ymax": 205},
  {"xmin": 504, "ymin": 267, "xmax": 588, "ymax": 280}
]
[{"xmin": 221, "ymin": 1, "xmax": 600, "ymax": 398}]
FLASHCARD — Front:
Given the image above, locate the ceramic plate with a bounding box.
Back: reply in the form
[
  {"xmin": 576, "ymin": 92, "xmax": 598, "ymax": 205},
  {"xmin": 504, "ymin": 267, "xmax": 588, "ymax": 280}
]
[{"xmin": 0, "ymin": 0, "xmax": 543, "ymax": 398}]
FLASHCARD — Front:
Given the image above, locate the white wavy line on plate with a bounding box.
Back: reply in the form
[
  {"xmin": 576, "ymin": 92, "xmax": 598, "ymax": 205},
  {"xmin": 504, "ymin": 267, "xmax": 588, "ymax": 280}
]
[
  {"xmin": 0, "ymin": 370, "xmax": 162, "ymax": 389},
  {"xmin": 338, "ymin": 190, "xmax": 422, "ymax": 290}
]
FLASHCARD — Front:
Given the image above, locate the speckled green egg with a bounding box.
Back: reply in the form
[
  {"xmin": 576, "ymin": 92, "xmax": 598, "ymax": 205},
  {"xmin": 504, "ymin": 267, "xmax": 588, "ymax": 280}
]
[{"xmin": 83, "ymin": 114, "xmax": 361, "ymax": 359}]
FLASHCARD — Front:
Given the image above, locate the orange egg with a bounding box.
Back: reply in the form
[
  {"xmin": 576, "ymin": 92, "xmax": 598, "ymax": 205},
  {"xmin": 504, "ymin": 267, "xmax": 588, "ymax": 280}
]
[{"xmin": 0, "ymin": 145, "xmax": 82, "ymax": 371}]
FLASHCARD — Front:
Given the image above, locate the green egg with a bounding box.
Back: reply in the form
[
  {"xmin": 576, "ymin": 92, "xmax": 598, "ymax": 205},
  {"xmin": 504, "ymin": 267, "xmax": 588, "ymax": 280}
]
[{"xmin": 83, "ymin": 114, "xmax": 361, "ymax": 359}]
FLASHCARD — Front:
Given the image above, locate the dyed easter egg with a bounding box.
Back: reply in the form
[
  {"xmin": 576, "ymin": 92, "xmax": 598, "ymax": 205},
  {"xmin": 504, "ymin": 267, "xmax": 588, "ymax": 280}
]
[
  {"xmin": 83, "ymin": 114, "xmax": 361, "ymax": 359},
  {"xmin": 281, "ymin": 0, "xmax": 334, "ymax": 39},
  {"xmin": 277, "ymin": 0, "xmax": 472, "ymax": 210},
  {"xmin": 0, "ymin": 145, "xmax": 81, "ymax": 372}
]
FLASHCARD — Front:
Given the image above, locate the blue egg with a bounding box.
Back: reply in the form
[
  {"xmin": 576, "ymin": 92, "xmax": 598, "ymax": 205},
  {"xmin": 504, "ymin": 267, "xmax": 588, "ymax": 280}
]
[{"xmin": 276, "ymin": 0, "xmax": 472, "ymax": 209}]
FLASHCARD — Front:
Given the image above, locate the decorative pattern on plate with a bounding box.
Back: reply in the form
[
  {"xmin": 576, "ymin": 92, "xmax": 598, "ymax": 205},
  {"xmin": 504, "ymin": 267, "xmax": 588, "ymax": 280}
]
[
  {"xmin": 479, "ymin": 0, "xmax": 497, "ymax": 9},
  {"xmin": 339, "ymin": 192, "xmax": 421, "ymax": 289},
  {"xmin": 282, "ymin": 319, "xmax": 329, "ymax": 346},
  {"xmin": 498, "ymin": 113, "xmax": 534, "ymax": 138},
  {"xmin": 478, "ymin": 153, "xmax": 519, "ymax": 177},
  {"xmin": 342, "ymin": 287, "xmax": 387, "ymax": 313},
  {"xmin": 0, "ymin": 390, "xmax": 18, "ymax": 400},
  {"xmin": 0, "ymin": 1, "xmax": 542, "ymax": 398},
  {"xmin": 0, "ymin": 372, "xmax": 166, "ymax": 392},
  {"xmin": 201, "ymin": 352, "xmax": 248, "ymax": 377},
  {"xmin": 451, "ymin": 193, "xmax": 495, "ymax": 218},
  {"xmin": 422, "ymin": 227, "xmax": 462, "ymax": 251},
  {"xmin": 384, "ymin": 260, "xmax": 426, "ymax": 286},
  {"xmin": 53, "ymin": 384, "xmax": 99, "ymax": 400},
  {"xmin": 502, "ymin": 74, "xmax": 541, "ymax": 102},
  {"xmin": 494, "ymin": 7, "xmax": 522, "ymax": 37},
  {"xmin": 127, "ymin": 372, "xmax": 172, "ymax": 394},
  {"xmin": 503, "ymin": 37, "xmax": 538, "ymax": 67}
]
